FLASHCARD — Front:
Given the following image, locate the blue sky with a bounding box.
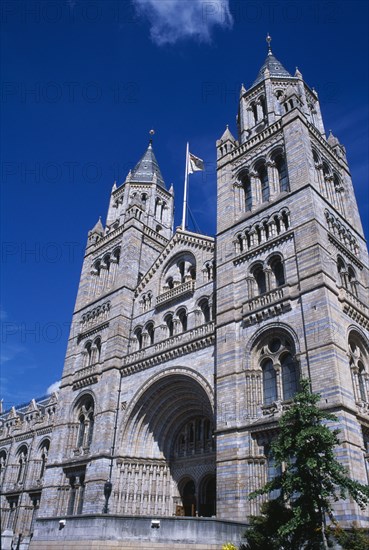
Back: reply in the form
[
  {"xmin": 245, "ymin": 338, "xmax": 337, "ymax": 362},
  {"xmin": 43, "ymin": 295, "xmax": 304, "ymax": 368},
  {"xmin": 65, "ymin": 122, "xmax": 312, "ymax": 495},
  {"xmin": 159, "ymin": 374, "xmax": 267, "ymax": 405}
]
[{"xmin": 1, "ymin": 0, "xmax": 368, "ymax": 409}]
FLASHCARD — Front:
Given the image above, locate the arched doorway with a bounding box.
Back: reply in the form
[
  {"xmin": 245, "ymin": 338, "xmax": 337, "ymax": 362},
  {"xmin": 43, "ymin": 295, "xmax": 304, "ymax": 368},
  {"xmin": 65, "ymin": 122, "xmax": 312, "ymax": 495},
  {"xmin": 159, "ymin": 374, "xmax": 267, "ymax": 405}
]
[
  {"xmin": 119, "ymin": 371, "xmax": 216, "ymax": 517},
  {"xmin": 180, "ymin": 479, "xmax": 197, "ymax": 517},
  {"xmin": 199, "ymin": 475, "xmax": 216, "ymax": 517}
]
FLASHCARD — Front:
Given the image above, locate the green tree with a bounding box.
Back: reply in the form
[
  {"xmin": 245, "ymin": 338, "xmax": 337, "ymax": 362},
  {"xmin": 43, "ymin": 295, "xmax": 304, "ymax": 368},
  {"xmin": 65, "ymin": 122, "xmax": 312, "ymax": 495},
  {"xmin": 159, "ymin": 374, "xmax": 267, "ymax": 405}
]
[{"xmin": 247, "ymin": 379, "xmax": 369, "ymax": 550}]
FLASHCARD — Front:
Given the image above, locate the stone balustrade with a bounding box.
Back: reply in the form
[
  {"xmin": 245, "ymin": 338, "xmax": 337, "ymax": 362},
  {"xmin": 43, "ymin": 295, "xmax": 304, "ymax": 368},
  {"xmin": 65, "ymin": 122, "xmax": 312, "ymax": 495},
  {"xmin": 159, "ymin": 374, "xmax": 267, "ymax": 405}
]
[
  {"xmin": 156, "ymin": 280, "xmax": 195, "ymax": 307},
  {"xmin": 243, "ymin": 287, "xmax": 285, "ymax": 314},
  {"xmin": 123, "ymin": 321, "xmax": 215, "ymax": 368}
]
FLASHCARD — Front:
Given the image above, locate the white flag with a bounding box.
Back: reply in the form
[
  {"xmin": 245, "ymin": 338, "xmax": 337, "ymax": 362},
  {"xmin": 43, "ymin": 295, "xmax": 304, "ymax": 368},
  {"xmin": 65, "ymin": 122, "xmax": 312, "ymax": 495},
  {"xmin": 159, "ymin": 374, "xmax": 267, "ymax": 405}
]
[{"xmin": 188, "ymin": 152, "xmax": 204, "ymax": 174}]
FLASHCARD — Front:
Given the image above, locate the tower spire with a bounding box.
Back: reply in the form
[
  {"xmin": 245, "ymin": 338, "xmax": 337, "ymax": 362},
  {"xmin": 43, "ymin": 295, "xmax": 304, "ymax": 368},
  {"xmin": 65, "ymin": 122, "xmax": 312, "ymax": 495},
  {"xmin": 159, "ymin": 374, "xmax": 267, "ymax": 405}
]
[{"xmin": 266, "ymin": 33, "xmax": 272, "ymax": 55}]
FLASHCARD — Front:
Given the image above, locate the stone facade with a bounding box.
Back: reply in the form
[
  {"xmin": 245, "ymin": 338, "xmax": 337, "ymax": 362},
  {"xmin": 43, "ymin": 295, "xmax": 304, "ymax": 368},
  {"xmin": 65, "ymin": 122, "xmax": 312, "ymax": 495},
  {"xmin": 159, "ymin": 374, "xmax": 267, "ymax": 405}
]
[{"xmin": 1, "ymin": 46, "xmax": 368, "ymax": 549}]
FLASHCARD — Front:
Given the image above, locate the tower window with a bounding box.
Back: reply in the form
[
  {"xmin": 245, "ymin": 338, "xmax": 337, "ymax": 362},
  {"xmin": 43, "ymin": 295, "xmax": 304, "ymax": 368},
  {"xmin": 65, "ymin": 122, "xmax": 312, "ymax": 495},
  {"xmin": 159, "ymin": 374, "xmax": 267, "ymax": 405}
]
[
  {"xmin": 239, "ymin": 171, "xmax": 252, "ymax": 211},
  {"xmin": 274, "ymin": 154, "xmax": 289, "ymax": 192},
  {"xmin": 258, "ymin": 164, "xmax": 270, "ymax": 203},
  {"xmin": 199, "ymin": 298, "xmax": 211, "ymax": 323},
  {"xmin": 251, "ymin": 264, "xmax": 266, "ymax": 295},
  {"xmin": 146, "ymin": 322, "xmax": 155, "ymax": 346},
  {"xmin": 165, "ymin": 314, "xmax": 174, "ymax": 338},
  {"xmin": 262, "ymin": 359, "xmax": 277, "ymax": 405},
  {"xmin": 177, "ymin": 308, "xmax": 188, "ymax": 332},
  {"xmin": 269, "ymin": 256, "xmax": 285, "ymax": 287}
]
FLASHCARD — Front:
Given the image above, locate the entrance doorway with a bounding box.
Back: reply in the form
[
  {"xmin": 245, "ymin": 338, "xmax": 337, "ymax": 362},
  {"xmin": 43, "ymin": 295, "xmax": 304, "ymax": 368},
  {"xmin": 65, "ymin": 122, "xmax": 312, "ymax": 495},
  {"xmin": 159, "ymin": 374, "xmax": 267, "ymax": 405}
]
[
  {"xmin": 199, "ymin": 475, "xmax": 216, "ymax": 517},
  {"xmin": 181, "ymin": 479, "xmax": 196, "ymax": 516}
]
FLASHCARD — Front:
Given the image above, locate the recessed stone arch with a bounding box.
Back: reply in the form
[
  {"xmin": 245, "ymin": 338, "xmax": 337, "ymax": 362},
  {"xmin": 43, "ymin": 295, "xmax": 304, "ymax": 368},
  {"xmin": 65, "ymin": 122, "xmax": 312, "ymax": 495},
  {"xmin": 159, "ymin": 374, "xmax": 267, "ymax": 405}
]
[
  {"xmin": 121, "ymin": 368, "xmax": 214, "ymax": 458},
  {"xmin": 116, "ymin": 368, "xmax": 215, "ymax": 517}
]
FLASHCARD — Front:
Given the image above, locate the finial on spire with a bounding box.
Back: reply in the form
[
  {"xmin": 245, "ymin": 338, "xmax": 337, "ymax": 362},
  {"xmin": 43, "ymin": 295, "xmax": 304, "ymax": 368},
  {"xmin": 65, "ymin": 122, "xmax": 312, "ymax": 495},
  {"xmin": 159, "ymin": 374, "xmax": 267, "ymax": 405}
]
[
  {"xmin": 266, "ymin": 33, "xmax": 272, "ymax": 54},
  {"xmin": 149, "ymin": 129, "xmax": 155, "ymax": 145}
]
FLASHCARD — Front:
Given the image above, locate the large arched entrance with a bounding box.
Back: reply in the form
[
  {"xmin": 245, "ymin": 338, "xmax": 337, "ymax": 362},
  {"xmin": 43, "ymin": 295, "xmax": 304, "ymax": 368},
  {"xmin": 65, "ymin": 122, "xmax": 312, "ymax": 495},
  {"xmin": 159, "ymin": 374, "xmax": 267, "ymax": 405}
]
[{"xmin": 118, "ymin": 370, "xmax": 216, "ymax": 517}]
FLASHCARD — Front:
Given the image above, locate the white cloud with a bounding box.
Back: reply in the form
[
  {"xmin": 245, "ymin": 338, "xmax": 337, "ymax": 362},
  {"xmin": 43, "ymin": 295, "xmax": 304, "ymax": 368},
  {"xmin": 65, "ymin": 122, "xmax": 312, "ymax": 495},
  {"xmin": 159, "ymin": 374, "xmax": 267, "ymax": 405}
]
[
  {"xmin": 132, "ymin": 0, "xmax": 233, "ymax": 46},
  {"xmin": 47, "ymin": 380, "xmax": 61, "ymax": 395}
]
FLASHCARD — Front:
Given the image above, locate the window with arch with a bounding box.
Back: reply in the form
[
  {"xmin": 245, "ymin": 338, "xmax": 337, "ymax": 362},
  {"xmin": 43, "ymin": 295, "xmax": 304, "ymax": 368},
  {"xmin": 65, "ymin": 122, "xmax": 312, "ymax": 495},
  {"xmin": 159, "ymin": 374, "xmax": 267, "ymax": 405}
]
[
  {"xmin": 257, "ymin": 163, "xmax": 270, "ymax": 203},
  {"xmin": 251, "ymin": 263, "xmax": 267, "ymax": 295},
  {"xmin": 348, "ymin": 333, "xmax": 368, "ymax": 404},
  {"xmin": 274, "ymin": 153, "xmax": 289, "ymax": 192},
  {"xmin": 75, "ymin": 396, "xmax": 95, "ymax": 451},
  {"xmin": 246, "ymin": 254, "xmax": 286, "ymax": 299},
  {"xmin": 16, "ymin": 445, "xmax": 28, "ymax": 484},
  {"xmin": 164, "ymin": 313, "xmax": 174, "ymax": 338},
  {"xmin": 337, "ymin": 256, "xmax": 347, "ymax": 287},
  {"xmin": 199, "ymin": 298, "xmax": 211, "ymax": 323},
  {"xmin": 250, "ymin": 102, "xmax": 258, "ymax": 124},
  {"xmin": 239, "ymin": 170, "xmax": 252, "ymax": 211},
  {"xmin": 347, "ymin": 266, "xmax": 358, "ymax": 297},
  {"xmin": 177, "ymin": 308, "xmax": 188, "ymax": 332},
  {"xmin": 103, "ymin": 253, "xmax": 111, "ymax": 272},
  {"xmin": 92, "ymin": 337, "xmax": 101, "ymax": 363},
  {"xmin": 83, "ymin": 341, "xmax": 92, "ymax": 367},
  {"xmin": 162, "ymin": 253, "xmax": 197, "ymax": 292},
  {"xmin": 134, "ymin": 327, "xmax": 143, "ymax": 350},
  {"xmin": 146, "ymin": 322, "xmax": 155, "ymax": 346},
  {"xmin": 259, "ymin": 96, "xmax": 267, "ymax": 119},
  {"xmin": 254, "ymin": 333, "xmax": 299, "ymax": 406},
  {"xmin": 269, "ymin": 255, "xmax": 285, "ymax": 287}
]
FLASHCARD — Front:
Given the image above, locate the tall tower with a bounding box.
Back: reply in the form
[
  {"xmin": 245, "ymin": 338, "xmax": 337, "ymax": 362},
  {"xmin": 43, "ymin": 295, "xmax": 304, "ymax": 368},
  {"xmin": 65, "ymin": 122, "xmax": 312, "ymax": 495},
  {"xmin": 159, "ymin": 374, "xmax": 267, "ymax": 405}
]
[
  {"xmin": 38, "ymin": 141, "xmax": 175, "ymax": 517},
  {"xmin": 215, "ymin": 37, "xmax": 369, "ymax": 524}
]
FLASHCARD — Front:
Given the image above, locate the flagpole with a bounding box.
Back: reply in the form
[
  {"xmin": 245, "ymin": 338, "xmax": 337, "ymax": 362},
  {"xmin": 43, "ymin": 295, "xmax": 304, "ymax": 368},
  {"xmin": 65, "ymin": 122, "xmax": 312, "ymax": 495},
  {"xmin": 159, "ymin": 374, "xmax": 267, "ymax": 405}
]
[{"xmin": 181, "ymin": 142, "xmax": 189, "ymax": 231}]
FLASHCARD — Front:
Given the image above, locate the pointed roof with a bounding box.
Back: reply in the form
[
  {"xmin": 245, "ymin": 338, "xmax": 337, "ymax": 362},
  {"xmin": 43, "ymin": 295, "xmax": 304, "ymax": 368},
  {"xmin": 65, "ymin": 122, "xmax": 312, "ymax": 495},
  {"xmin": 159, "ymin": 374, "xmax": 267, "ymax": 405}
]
[
  {"xmin": 219, "ymin": 125, "xmax": 236, "ymax": 143},
  {"xmin": 130, "ymin": 142, "xmax": 165, "ymax": 188},
  {"xmin": 252, "ymin": 36, "xmax": 292, "ymax": 87},
  {"xmin": 90, "ymin": 216, "xmax": 104, "ymax": 235}
]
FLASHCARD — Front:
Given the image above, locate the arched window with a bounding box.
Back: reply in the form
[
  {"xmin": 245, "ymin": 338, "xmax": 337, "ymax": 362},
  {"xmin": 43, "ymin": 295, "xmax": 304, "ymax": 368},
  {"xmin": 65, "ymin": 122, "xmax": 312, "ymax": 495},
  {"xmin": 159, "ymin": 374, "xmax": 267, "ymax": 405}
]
[
  {"xmin": 252, "ymin": 264, "xmax": 266, "ymax": 295},
  {"xmin": 347, "ymin": 266, "xmax": 358, "ymax": 296},
  {"xmin": 103, "ymin": 254, "xmax": 111, "ymax": 272},
  {"xmin": 281, "ymin": 353, "xmax": 298, "ymax": 400},
  {"xmin": 337, "ymin": 256, "xmax": 347, "ymax": 288},
  {"xmin": 251, "ymin": 102, "xmax": 258, "ymax": 124},
  {"xmin": 274, "ymin": 154, "xmax": 289, "ymax": 192},
  {"xmin": 239, "ymin": 171, "xmax": 252, "ymax": 211},
  {"xmin": 255, "ymin": 333, "xmax": 299, "ymax": 406},
  {"xmin": 146, "ymin": 322, "xmax": 155, "ymax": 346},
  {"xmin": 358, "ymin": 362, "xmax": 366, "ymax": 402},
  {"xmin": 177, "ymin": 308, "xmax": 188, "ymax": 332},
  {"xmin": 260, "ymin": 96, "xmax": 267, "ymax": 118},
  {"xmin": 165, "ymin": 314, "xmax": 174, "ymax": 338},
  {"xmin": 199, "ymin": 298, "xmax": 211, "ymax": 323},
  {"xmin": 135, "ymin": 328, "xmax": 143, "ymax": 350},
  {"xmin": 91, "ymin": 337, "xmax": 101, "ymax": 363},
  {"xmin": 76, "ymin": 397, "xmax": 94, "ymax": 450},
  {"xmin": 269, "ymin": 256, "xmax": 285, "ymax": 287},
  {"xmin": 84, "ymin": 341, "xmax": 92, "ymax": 367},
  {"xmin": 258, "ymin": 164, "xmax": 269, "ymax": 203},
  {"xmin": 262, "ymin": 359, "xmax": 277, "ymax": 405}
]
